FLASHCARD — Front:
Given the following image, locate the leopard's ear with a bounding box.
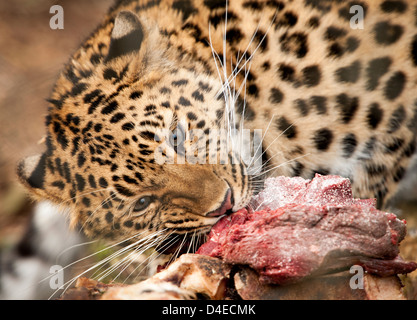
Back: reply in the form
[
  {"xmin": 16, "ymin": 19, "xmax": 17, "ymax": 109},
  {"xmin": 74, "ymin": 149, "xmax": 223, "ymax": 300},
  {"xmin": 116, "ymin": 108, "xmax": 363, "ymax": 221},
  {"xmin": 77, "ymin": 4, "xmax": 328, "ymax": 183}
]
[
  {"xmin": 17, "ymin": 153, "xmax": 51, "ymax": 201},
  {"xmin": 105, "ymin": 10, "xmax": 145, "ymax": 62}
]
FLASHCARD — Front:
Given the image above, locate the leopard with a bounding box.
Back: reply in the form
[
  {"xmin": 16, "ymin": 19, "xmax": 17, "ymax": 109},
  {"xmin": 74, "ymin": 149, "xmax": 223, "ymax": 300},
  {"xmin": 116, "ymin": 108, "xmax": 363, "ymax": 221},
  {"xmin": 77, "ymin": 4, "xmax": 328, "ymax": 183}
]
[{"xmin": 15, "ymin": 0, "xmax": 417, "ymax": 260}]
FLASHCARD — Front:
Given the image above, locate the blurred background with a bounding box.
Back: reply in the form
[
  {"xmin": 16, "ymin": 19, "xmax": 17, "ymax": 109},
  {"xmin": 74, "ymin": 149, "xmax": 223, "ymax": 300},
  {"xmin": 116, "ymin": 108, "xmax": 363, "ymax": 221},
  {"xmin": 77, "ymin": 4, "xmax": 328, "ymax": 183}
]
[
  {"xmin": 0, "ymin": 0, "xmax": 112, "ymax": 250},
  {"xmin": 0, "ymin": 0, "xmax": 416, "ymax": 299},
  {"xmin": 0, "ymin": 0, "xmax": 113, "ymax": 299}
]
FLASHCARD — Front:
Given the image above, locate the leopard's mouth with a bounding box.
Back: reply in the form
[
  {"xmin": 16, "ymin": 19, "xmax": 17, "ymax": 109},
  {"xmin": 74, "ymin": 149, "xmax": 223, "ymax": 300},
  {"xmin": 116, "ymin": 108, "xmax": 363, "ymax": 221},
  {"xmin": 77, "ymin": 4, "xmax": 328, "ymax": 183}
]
[
  {"xmin": 206, "ymin": 188, "xmax": 234, "ymax": 217},
  {"xmin": 155, "ymin": 192, "xmax": 235, "ymax": 254}
]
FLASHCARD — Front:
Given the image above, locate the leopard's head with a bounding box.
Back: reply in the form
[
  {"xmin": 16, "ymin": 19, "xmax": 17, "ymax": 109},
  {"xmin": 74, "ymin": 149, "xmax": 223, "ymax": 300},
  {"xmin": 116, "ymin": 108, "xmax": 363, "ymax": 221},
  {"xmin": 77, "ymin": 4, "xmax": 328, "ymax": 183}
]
[{"xmin": 17, "ymin": 10, "xmax": 256, "ymax": 252}]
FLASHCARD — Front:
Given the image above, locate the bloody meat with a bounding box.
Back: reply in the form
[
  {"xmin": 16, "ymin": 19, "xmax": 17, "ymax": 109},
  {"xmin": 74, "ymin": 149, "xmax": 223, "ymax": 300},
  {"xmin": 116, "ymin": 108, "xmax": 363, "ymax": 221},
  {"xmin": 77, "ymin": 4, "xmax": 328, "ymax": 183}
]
[{"xmin": 197, "ymin": 174, "xmax": 417, "ymax": 285}]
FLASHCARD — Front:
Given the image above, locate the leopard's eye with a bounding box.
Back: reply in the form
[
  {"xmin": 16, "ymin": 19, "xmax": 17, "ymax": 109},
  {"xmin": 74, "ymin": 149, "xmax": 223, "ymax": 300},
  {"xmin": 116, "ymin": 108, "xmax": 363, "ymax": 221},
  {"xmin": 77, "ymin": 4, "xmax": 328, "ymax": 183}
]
[{"xmin": 133, "ymin": 196, "xmax": 152, "ymax": 212}]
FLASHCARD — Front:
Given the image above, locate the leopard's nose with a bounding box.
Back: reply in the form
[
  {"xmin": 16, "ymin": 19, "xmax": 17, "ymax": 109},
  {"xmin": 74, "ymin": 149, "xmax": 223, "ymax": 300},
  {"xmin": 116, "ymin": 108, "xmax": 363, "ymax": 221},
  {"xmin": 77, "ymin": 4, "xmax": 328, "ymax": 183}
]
[{"xmin": 206, "ymin": 189, "xmax": 233, "ymax": 217}]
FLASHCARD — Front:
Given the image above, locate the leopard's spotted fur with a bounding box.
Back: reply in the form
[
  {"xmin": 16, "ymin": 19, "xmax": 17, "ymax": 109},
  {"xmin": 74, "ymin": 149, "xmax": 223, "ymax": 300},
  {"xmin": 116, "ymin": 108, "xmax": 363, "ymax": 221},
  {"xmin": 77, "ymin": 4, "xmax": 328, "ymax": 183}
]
[{"xmin": 18, "ymin": 0, "xmax": 417, "ymax": 250}]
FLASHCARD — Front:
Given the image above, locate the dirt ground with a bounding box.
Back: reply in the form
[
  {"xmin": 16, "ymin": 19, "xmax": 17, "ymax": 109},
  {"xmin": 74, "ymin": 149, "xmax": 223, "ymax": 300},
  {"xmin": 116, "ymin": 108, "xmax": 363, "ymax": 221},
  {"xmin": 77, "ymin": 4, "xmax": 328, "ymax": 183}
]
[{"xmin": 0, "ymin": 0, "xmax": 416, "ymax": 299}]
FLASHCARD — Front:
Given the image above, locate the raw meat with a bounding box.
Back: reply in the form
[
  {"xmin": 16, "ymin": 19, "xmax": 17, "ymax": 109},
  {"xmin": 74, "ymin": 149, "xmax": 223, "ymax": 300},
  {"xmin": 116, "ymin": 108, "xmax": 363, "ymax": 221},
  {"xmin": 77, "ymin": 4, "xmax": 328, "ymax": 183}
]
[{"xmin": 197, "ymin": 174, "xmax": 417, "ymax": 285}]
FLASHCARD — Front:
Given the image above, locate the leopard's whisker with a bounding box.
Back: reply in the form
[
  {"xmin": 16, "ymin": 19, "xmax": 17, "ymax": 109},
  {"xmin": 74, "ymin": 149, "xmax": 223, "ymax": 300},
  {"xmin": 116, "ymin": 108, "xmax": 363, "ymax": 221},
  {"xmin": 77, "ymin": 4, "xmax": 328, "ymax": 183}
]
[
  {"xmin": 122, "ymin": 230, "xmax": 175, "ymax": 277},
  {"xmin": 211, "ymin": 8, "xmax": 277, "ymax": 160},
  {"xmin": 186, "ymin": 230, "xmax": 197, "ymax": 254},
  {"xmin": 247, "ymin": 149, "xmax": 285, "ymax": 177},
  {"xmin": 55, "ymin": 239, "xmax": 99, "ymax": 265},
  {"xmin": 222, "ymin": 10, "xmax": 278, "ymax": 94},
  {"xmin": 247, "ymin": 118, "xmax": 303, "ymax": 176},
  {"xmin": 96, "ymin": 230, "xmax": 171, "ymax": 282},
  {"xmin": 41, "ymin": 228, "xmax": 152, "ymax": 286},
  {"xmin": 251, "ymin": 153, "xmax": 312, "ymax": 179},
  {"xmin": 48, "ymin": 229, "xmax": 167, "ymax": 299},
  {"xmin": 127, "ymin": 232, "xmax": 180, "ymax": 283},
  {"xmin": 254, "ymin": 153, "xmax": 310, "ymax": 178},
  {"xmin": 217, "ymin": 18, "xmax": 260, "ymax": 97},
  {"xmin": 167, "ymin": 232, "xmax": 188, "ymax": 266}
]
